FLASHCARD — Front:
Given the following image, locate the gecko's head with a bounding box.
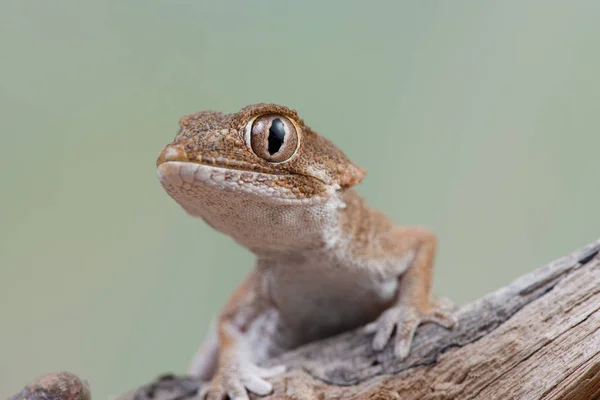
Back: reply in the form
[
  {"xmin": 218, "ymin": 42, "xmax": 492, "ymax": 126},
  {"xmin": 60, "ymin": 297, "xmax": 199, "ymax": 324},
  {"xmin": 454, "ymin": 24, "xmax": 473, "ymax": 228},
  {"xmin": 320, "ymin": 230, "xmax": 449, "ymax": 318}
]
[{"xmin": 156, "ymin": 104, "xmax": 365, "ymax": 215}]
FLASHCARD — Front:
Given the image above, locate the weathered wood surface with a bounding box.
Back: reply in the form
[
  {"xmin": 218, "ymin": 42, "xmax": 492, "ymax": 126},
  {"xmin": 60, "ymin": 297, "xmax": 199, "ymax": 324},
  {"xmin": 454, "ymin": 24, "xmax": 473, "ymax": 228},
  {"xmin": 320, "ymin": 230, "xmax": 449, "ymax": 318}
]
[{"xmin": 12, "ymin": 240, "xmax": 600, "ymax": 400}]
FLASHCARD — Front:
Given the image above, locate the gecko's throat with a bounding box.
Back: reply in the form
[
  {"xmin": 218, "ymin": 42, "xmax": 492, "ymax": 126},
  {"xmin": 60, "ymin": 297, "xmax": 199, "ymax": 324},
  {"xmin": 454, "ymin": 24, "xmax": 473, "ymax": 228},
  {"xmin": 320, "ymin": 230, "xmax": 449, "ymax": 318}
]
[{"xmin": 157, "ymin": 161, "xmax": 344, "ymax": 251}]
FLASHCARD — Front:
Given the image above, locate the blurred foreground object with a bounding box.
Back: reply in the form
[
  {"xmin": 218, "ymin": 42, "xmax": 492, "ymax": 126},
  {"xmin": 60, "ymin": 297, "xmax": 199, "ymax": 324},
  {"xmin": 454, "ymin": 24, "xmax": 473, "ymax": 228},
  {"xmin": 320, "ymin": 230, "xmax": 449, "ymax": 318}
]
[{"xmin": 10, "ymin": 372, "xmax": 90, "ymax": 400}]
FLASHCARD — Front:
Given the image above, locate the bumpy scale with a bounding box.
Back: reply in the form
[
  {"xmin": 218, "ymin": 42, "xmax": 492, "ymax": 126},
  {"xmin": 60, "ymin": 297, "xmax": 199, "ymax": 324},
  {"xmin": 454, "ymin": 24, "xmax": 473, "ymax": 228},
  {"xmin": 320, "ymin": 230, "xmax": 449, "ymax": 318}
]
[{"xmin": 156, "ymin": 103, "xmax": 457, "ymax": 400}]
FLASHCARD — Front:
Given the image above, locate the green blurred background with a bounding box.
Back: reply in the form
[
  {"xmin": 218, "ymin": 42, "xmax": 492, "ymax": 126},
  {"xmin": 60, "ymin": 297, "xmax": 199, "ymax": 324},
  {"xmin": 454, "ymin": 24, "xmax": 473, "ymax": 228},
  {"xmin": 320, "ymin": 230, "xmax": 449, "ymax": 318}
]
[{"xmin": 1, "ymin": 0, "xmax": 599, "ymax": 398}]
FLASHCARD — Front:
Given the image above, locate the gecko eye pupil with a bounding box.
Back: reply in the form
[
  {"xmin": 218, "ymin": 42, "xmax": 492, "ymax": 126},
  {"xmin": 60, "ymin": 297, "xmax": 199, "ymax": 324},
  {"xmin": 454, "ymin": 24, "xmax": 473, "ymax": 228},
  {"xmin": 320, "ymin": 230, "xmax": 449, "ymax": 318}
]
[
  {"xmin": 268, "ymin": 118, "xmax": 286, "ymax": 155},
  {"xmin": 249, "ymin": 114, "xmax": 299, "ymax": 163}
]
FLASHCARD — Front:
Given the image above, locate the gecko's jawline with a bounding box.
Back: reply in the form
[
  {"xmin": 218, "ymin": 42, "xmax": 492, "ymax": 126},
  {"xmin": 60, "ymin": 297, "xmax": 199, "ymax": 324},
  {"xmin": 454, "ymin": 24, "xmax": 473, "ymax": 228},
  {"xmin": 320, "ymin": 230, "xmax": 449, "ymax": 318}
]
[{"xmin": 157, "ymin": 161, "xmax": 329, "ymax": 205}]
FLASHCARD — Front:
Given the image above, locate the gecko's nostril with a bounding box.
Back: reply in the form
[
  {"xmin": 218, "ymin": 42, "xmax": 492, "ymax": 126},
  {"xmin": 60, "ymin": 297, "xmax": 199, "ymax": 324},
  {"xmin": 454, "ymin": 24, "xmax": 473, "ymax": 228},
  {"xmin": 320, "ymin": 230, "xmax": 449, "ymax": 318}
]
[{"xmin": 156, "ymin": 145, "xmax": 188, "ymax": 167}]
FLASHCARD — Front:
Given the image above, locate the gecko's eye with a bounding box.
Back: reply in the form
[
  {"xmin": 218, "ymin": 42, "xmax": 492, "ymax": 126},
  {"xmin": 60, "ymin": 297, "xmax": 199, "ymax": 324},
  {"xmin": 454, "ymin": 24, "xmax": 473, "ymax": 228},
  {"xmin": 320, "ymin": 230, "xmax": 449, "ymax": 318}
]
[{"xmin": 248, "ymin": 114, "xmax": 299, "ymax": 163}]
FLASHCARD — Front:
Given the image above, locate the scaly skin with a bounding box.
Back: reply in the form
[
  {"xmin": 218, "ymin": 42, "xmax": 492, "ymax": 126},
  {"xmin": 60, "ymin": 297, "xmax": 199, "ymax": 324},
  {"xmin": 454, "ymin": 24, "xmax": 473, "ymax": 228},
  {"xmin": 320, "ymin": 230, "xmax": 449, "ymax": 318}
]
[{"xmin": 156, "ymin": 103, "xmax": 457, "ymax": 400}]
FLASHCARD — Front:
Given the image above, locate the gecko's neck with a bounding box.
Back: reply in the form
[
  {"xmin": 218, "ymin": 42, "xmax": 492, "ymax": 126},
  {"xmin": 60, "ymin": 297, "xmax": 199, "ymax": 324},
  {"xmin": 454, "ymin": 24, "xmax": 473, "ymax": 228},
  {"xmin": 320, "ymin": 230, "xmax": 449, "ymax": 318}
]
[
  {"xmin": 244, "ymin": 190, "xmax": 373, "ymax": 261},
  {"xmin": 237, "ymin": 194, "xmax": 351, "ymax": 258}
]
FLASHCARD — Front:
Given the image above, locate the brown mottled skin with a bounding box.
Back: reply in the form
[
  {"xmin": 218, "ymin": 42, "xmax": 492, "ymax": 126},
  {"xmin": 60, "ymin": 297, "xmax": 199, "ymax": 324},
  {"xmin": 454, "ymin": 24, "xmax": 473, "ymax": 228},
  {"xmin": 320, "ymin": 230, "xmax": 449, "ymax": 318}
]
[
  {"xmin": 156, "ymin": 104, "xmax": 457, "ymax": 400},
  {"xmin": 157, "ymin": 104, "xmax": 364, "ymax": 200}
]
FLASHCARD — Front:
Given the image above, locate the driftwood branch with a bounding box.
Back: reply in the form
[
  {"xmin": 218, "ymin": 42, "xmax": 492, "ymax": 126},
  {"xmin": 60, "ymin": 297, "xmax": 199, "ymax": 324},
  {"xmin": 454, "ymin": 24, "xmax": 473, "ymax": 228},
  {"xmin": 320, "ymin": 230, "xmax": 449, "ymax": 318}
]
[{"xmin": 14, "ymin": 240, "xmax": 600, "ymax": 400}]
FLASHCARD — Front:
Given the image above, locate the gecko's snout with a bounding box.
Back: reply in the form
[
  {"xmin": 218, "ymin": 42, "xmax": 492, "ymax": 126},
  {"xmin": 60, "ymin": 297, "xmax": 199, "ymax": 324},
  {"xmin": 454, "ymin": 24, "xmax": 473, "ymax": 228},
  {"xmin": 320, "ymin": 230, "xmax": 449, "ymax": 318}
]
[{"xmin": 156, "ymin": 144, "xmax": 188, "ymax": 167}]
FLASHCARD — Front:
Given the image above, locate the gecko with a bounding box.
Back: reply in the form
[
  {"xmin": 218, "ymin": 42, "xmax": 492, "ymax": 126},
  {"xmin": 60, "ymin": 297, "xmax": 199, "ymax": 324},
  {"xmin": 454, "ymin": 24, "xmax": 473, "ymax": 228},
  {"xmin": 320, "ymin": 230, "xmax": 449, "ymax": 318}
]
[{"xmin": 156, "ymin": 103, "xmax": 457, "ymax": 400}]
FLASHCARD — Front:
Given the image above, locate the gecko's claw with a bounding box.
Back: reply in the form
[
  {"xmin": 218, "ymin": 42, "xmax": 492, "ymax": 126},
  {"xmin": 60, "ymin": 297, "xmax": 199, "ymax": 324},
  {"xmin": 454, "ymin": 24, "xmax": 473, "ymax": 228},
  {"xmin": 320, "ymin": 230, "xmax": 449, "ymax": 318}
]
[
  {"xmin": 201, "ymin": 359, "xmax": 285, "ymax": 400},
  {"xmin": 369, "ymin": 302, "xmax": 457, "ymax": 360}
]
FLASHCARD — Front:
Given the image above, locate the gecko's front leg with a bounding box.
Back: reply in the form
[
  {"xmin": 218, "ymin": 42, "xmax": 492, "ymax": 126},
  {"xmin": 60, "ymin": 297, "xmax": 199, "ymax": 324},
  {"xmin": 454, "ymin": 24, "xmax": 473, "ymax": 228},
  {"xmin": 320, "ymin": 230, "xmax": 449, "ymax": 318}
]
[
  {"xmin": 197, "ymin": 274, "xmax": 286, "ymax": 400},
  {"xmin": 367, "ymin": 227, "xmax": 458, "ymax": 359},
  {"xmin": 201, "ymin": 322, "xmax": 285, "ymax": 400}
]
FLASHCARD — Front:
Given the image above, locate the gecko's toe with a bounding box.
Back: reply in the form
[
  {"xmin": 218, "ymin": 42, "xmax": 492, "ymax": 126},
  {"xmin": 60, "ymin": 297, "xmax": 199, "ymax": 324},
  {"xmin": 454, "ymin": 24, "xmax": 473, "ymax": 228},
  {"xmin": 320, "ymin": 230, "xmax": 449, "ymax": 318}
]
[
  {"xmin": 423, "ymin": 310, "xmax": 458, "ymax": 329},
  {"xmin": 243, "ymin": 375, "xmax": 272, "ymax": 396},
  {"xmin": 254, "ymin": 364, "xmax": 286, "ymax": 378},
  {"xmin": 363, "ymin": 321, "xmax": 377, "ymax": 334},
  {"xmin": 370, "ymin": 307, "xmax": 402, "ymax": 351},
  {"xmin": 203, "ymin": 359, "xmax": 279, "ymax": 400},
  {"xmin": 202, "ymin": 384, "xmax": 225, "ymax": 400},
  {"xmin": 370, "ymin": 303, "xmax": 458, "ymax": 359},
  {"xmin": 226, "ymin": 383, "xmax": 250, "ymax": 400},
  {"xmin": 393, "ymin": 339, "xmax": 411, "ymax": 360}
]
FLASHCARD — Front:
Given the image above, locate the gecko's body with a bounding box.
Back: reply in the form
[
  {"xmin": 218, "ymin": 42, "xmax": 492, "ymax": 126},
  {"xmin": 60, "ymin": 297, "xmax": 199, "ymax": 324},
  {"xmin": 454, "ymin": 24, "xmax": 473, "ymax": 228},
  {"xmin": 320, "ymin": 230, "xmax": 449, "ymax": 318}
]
[{"xmin": 156, "ymin": 104, "xmax": 456, "ymax": 400}]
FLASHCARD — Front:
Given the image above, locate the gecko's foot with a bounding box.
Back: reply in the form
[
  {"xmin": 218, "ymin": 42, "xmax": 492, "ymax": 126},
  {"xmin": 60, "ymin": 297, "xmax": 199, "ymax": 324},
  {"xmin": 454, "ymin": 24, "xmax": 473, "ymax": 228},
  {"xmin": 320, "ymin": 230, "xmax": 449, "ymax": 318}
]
[
  {"xmin": 365, "ymin": 301, "xmax": 458, "ymax": 360},
  {"xmin": 200, "ymin": 360, "xmax": 285, "ymax": 400}
]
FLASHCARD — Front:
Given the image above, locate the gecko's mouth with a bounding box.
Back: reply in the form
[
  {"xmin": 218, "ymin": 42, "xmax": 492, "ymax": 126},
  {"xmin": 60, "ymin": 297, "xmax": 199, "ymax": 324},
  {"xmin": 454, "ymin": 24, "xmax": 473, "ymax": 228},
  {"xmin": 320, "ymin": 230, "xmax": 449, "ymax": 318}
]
[
  {"xmin": 157, "ymin": 161, "xmax": 331, "ymax": 205},
  {"xmin": 157, "ymin": 144, "xmax": 290, "ymax": 177},
  {"xmin": 156, "ymin": 144, "xmax": 329, "ymax": 186}
]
